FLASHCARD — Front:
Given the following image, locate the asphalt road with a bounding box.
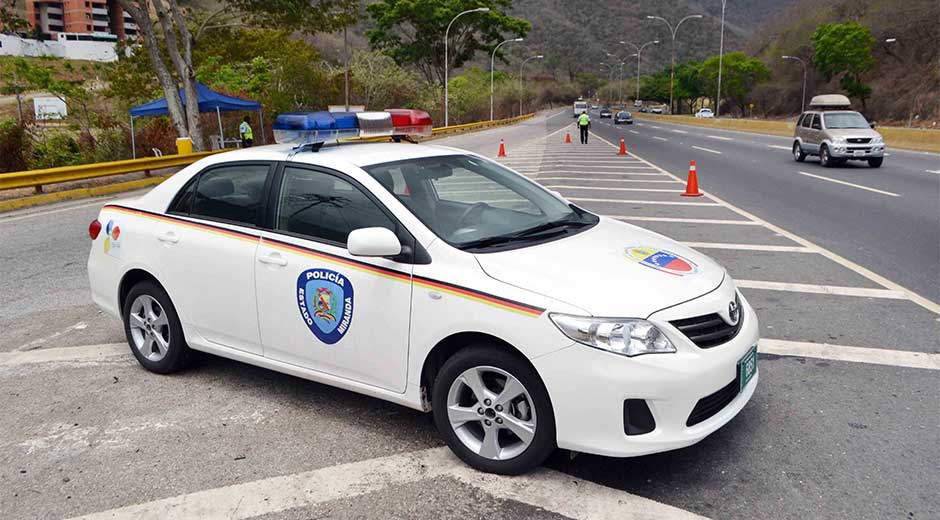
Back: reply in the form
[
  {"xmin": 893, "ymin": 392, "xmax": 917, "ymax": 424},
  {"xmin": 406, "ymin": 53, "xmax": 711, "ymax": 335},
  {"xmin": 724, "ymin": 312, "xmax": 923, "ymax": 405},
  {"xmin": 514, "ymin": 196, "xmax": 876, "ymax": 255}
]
[
  {"xmin": 1, "ymin": 110, "xmax": 938, "ymax": 519},
  {"xmin": 590, "ymin": 113, "xmax": 940, "ymax": 303}
]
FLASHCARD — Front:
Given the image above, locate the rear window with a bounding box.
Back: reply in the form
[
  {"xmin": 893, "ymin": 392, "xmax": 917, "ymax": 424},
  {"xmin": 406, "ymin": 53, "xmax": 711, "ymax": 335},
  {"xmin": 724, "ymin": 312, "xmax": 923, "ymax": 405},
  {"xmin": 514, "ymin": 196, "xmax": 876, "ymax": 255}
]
[{"xmin": 575, "ymin": 102, "xmax": 588, "ymax": 108}]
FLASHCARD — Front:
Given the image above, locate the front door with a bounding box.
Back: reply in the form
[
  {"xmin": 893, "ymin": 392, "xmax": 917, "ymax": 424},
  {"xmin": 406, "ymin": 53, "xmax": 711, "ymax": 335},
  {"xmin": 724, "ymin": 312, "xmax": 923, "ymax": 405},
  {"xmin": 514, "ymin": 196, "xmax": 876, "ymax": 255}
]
[
  {"xmin": 255, "ymin": 165, "xmax": 413, "ymax": 392},
  {"xmin": 154, "ymin": 162, "xmax": 273, "ymax": 355}
]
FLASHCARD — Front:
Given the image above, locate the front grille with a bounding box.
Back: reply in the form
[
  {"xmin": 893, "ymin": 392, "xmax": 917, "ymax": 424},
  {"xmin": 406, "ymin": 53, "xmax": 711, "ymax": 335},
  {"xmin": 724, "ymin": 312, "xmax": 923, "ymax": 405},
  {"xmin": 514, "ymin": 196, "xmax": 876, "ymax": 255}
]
[
  {"xmin": 670, "ymin": 303, "xmax": 743, "ymax": 349},
  {"xmin": 686, "ymin": 375, "xmax": 740, "ymax": 426},
  {"xmin": 847, "ymin": 137, "xmax": 871, "ymax": 144}
]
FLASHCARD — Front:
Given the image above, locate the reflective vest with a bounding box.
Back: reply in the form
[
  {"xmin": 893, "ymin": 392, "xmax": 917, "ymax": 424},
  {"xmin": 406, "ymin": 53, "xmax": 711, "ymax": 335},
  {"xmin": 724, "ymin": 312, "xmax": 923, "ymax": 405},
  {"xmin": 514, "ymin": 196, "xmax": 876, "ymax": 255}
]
[
  {"xmin": 239, "ymin": 121, "xmax": 253, "ymax": 140},
  {"xmin": 578, "ymin": 113, "xmax": 590, "ymax": 127}
]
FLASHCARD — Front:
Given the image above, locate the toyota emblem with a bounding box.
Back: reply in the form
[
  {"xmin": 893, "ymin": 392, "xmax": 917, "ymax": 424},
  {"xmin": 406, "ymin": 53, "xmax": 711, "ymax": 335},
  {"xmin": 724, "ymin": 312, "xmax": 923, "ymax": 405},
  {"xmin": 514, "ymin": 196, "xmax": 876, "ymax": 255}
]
[{"xmin": 728, "ymin": 300, "xmax": 740, "ymax": 325}]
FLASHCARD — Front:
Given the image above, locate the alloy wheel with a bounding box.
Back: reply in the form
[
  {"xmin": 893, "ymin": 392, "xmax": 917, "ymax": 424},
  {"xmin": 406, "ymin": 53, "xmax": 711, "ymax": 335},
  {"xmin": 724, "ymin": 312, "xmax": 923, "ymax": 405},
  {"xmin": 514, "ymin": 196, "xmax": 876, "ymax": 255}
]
[{"xmin": 128, "ymin": 294, "xmax": 171, "ymax": 362}]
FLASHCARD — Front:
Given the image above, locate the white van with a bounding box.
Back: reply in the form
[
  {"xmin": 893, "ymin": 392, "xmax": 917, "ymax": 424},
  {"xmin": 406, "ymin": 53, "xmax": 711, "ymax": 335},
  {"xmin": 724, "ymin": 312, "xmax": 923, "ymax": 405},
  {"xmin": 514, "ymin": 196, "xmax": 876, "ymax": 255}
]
[{"xmin": 573, "ymin": 101, "xmax": 588, "ymax": 117}]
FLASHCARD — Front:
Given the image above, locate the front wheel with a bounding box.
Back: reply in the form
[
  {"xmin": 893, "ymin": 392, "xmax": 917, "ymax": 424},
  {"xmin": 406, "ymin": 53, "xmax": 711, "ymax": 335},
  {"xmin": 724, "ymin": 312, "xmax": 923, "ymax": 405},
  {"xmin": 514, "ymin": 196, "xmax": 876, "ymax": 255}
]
[
  {"xmin": 819, "ymin": 145, "xmax": 833, "ymax": 167},
  {"xmin": 792, "ymin": 142, "xmax": 807, "ymax": 162},
  {"xmin": 123, "ymin": 281, "xmax": 191, "ymax": 374},
  {"xmin": 432, "ymin": 345, "xmax": 556, "ymax": 475},
  {"xmin": 868, "ymin": 157, "xmax": 884, "ymax": 168}
]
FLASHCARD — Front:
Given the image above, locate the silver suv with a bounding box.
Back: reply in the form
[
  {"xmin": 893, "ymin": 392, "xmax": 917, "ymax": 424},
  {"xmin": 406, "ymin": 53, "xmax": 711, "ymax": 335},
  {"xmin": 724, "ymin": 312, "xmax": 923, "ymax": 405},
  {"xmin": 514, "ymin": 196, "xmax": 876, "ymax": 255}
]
[{"xmin": 792, "ymin": 95, "xmax": 885, "ymax": 168}]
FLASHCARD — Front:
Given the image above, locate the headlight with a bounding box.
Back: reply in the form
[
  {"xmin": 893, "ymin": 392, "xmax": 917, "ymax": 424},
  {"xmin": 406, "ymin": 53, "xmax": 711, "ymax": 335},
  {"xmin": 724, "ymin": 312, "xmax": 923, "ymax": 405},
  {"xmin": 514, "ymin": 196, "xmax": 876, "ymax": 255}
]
[
  {"xmin": 549, "ymin": 313, "xmax": 677, "ymax": 357},
  {"xmin": 831, "ymin": 136, "xmax": 846, "ymax": 144},
  {"xmin": 871, "ymin": 135, "xmax": 884, "ymax": 144}
]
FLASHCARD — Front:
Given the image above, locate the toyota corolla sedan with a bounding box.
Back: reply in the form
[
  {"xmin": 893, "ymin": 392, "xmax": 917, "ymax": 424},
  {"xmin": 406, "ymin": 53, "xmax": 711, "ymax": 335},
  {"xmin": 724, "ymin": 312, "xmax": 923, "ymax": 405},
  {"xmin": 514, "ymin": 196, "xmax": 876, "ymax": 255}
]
[{"xmin": 87, "ymin": 109, "xmax": 758, "ymax": 475}]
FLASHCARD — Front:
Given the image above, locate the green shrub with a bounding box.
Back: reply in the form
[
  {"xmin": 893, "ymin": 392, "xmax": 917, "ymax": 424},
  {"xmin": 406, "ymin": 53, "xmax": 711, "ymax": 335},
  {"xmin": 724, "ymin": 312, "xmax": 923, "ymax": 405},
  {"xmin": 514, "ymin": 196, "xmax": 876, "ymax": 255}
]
[
  {"xmin": 31, "ymin": 132, "xmax": 82, "ymax": 170},
  {"xmin": 91, "ymin": 128, "xmax": 131, "ymax": 163},
  {"xmin": 0, "ymin": 118, "xmax": 29, "ymax": 173}
]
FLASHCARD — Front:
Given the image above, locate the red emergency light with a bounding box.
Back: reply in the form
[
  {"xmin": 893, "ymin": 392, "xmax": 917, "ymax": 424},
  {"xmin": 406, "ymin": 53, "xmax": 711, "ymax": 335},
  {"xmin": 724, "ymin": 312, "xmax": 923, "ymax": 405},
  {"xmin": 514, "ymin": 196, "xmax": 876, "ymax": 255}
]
[{"xmin": 386, "ymin": 109, "xmax": 433, "ymax": 137}]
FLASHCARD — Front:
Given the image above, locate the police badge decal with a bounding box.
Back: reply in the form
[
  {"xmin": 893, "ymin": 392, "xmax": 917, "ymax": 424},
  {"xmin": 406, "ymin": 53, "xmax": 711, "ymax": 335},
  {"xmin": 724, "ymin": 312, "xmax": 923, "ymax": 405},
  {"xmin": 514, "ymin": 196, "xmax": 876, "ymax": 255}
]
[{"xmin": 296, "ymin": 269, "xmax": 354, "ymax": 345}]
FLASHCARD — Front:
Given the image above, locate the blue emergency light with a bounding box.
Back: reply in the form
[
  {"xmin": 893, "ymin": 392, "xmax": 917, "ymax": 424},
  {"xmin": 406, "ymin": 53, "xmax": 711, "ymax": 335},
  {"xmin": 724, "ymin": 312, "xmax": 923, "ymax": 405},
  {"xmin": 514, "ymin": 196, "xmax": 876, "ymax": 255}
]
[{"xmin": 273, "ymin": 109, "xmax": 433, "ymax": 149}]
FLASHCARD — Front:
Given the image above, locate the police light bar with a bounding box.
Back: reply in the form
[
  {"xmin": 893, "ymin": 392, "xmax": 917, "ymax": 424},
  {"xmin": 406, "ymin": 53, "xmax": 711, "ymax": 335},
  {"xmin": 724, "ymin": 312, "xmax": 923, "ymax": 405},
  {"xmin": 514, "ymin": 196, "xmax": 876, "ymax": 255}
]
[{"xmin": 273, "ymin": 108, "xmax": 434, "ymax": 147}]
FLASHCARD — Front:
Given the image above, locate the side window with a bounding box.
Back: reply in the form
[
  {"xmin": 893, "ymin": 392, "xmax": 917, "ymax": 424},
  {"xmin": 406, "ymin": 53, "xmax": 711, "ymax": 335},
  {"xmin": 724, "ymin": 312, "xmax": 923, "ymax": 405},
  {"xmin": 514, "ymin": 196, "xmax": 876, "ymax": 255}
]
[
  {"xmin": 168, "ymin": 178, "xmax": 196, "ymax": 215},
  {"xmin": 810, "ymin": 114, "xmax": 822, "ymax": 130},
  {"xmin": 190, "ymin": 164, "xmax": 270, "ymax": 226},
  {"xmin": 276, "ymin": 167, "xmax": 396, "ymax": 245}
]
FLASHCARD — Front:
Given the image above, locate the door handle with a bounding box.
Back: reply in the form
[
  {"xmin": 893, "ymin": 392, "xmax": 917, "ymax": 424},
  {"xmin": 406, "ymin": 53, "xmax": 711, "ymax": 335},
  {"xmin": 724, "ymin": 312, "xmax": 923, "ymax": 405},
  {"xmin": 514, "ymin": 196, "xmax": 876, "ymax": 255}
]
[
  {"xmin": 157, "ymin": 231, "xmax": 179, "ymax": 244},
  {"xmin": 258, "ymin": 253, "xmax": 288, "ymax": 266}
]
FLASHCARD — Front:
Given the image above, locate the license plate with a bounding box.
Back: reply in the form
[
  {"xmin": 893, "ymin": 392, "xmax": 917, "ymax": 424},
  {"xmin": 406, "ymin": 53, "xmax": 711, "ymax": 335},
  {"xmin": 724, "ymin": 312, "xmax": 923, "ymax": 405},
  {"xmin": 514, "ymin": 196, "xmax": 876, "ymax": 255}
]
[
  {"xmin": 738, "ymin": 346, "xmax": 758, "ymax": 392},
  {"xmin": 853, "ymin": 150, "xmax": 865, "ymax": 157}
]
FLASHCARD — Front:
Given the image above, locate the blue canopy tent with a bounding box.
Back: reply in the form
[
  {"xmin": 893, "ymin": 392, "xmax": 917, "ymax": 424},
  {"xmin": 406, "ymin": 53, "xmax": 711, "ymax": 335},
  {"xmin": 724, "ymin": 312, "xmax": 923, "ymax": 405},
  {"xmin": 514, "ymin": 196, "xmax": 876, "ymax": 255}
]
[{"xmin": 129, "ymin": 82, "xmax": 265, "ymax": 157}]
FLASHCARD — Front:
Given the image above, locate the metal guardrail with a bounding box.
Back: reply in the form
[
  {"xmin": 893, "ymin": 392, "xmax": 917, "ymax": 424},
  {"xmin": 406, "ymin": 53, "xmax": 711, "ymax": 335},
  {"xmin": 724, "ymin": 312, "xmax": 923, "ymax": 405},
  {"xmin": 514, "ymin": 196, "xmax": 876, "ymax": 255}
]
[{"xmin": 0, "ymin": 113, "xmax": 536, "ymax": 193}]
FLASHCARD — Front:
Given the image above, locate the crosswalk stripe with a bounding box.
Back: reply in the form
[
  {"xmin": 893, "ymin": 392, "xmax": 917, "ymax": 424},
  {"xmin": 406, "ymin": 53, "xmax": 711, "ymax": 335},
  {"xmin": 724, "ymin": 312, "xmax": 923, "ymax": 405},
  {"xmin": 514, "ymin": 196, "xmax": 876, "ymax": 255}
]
[{"xmin": 736, "ymin": 280, "xmax": 908, "ymax": 299}]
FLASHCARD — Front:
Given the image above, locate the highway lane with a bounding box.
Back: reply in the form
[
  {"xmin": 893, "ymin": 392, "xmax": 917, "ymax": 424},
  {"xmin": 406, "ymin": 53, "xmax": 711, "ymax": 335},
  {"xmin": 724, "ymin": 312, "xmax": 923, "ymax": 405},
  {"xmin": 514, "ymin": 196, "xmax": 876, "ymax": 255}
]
[{"xmin": 591, "ymin": 115, "xmax": 939, "ymax": 303}]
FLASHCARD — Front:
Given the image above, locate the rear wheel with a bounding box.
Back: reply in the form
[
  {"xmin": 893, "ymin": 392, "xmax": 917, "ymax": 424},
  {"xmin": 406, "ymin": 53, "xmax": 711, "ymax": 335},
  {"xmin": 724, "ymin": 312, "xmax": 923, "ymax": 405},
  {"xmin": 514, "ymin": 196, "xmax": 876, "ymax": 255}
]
[
  {"xmin": 123, "ymin": 281, "xmax": 191, "ymax": 374},
  {"xmin": 792, "ymin": 142, "xmax": 807, "ymax": 162},
  {"xmin": 868, "ymin": 157, "xmax": 884, "ymax": 168},
  {"xmin": 819, "ymin": 145, "xmax": 833, "ymax": 167},
  {"xmin": 432, "ymin": 345, "xmax": 555, "ymax": 475}
]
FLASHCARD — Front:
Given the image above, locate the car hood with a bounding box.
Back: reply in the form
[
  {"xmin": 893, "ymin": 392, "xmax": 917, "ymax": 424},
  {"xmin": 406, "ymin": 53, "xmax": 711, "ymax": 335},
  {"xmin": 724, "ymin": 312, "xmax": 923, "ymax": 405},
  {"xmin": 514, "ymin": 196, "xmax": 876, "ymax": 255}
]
[
  {"xmin": 474, "ymin": 218, "xmax": 726, "ymax": 317},
  {"xmin": 827, "ymin": 128, "xmax": 881, "ymax": 139}
]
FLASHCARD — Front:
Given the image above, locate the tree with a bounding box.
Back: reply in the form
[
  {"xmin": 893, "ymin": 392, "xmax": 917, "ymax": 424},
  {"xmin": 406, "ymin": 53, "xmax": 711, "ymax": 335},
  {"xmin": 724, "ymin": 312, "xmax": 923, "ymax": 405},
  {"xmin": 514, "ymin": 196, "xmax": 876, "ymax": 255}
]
[
  {"xmin": 674, "ymin": 61, "xmax": 704, "ymax": 114},
  {"xmin": 699, "ymin": 52, "xmax": 770, "ymax": 115},
  {"xmin": 348, "ymin": 50, "xmax": 422, "ymax": 110},
  {"xmin": 811, "ymin": 22, "xmax": 875, "ymax": 109},
  {"xmin": 366, "ymin": 0, "xmax": 530, "ymax": 85},
  {"xmin": 0, "ymin": 0, "xmax": 30, "ymax": 34}
]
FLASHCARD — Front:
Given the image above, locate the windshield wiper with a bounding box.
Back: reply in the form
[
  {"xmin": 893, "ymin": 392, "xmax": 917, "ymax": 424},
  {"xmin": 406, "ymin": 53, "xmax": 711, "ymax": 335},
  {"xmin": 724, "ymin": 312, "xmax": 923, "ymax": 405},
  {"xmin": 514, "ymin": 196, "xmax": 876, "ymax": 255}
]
[{"xmin": 458, "ymin": 218, "xmax": 591, "ymax": 251}]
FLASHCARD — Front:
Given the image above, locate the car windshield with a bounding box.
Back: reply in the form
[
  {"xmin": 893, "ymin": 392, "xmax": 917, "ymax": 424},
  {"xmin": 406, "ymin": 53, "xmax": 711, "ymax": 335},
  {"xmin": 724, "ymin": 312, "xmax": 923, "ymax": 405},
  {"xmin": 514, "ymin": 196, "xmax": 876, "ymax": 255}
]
[
  {"xmin": 364, "ymin": 155, "xmax": 598, "ymax": 252},
  {"xmin": 575, "ymin": 103, "xmax": 588, "ymax": 109},
  {"xmin": 823, "ymin": 112, "xmax": 870, "ymax": 129}
]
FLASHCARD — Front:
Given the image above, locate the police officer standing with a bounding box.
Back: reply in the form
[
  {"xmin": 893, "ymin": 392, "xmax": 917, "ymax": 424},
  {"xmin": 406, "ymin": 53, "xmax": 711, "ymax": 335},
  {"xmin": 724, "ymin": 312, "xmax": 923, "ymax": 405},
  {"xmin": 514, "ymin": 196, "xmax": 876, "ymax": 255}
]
[
  {"xmin": 576, "ymin": 111, "xmax": 591, "ymax": 144},
  {"xmin": 239, "ymin": 116, "xmax": 254, "ymax": 148}
]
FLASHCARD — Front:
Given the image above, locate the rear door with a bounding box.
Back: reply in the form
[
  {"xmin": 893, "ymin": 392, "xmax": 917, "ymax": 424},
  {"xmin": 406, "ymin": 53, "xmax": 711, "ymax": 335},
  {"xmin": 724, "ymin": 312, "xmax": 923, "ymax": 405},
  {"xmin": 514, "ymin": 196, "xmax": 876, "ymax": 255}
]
[
  {"xmin": 155, "ymin": 162, "xmax": 274, "ymax": 355},
  {"xmin": 806, "ymin": 114, "xmax": 823, "ymax": 153},
  {"xmin": 254, "ymin": 164, "xmax": 414, "ymax": 392}
]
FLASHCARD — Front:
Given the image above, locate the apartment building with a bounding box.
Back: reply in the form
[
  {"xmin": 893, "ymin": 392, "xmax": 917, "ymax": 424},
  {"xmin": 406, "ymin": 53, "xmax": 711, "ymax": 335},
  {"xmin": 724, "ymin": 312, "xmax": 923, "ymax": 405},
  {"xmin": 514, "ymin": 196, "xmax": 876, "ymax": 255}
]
[{"xmin": 26, "ymin": 1, "xmax": 138, "ymax": 40}]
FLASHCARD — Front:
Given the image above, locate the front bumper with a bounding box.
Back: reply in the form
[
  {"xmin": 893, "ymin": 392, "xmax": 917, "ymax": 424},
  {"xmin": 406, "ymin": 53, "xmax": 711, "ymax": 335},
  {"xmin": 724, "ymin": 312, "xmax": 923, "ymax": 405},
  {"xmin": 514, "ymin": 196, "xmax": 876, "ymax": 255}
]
[
  {"xmin": 828, "ymin": 144, "xmax": 885, "ymax": 159},
  {"xmin": 534, "ymin": 294, "xmax": 759, "ymax": 458}
]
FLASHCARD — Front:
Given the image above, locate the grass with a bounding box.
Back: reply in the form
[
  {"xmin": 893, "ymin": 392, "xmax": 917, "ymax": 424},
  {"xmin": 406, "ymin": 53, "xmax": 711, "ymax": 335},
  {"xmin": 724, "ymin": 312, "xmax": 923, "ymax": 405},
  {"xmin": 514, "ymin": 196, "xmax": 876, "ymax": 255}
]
[{"xmin": 635, "ymin": 114, "xmax": 940, "ymax": 153}]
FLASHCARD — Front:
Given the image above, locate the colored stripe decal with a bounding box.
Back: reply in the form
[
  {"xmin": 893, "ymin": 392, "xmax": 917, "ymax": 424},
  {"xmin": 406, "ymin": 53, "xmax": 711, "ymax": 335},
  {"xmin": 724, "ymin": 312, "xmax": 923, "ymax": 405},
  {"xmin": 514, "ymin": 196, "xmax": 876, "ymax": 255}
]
[{"xmin": 102, "ymin": 205, "xmax": 545, "ymax": 317}]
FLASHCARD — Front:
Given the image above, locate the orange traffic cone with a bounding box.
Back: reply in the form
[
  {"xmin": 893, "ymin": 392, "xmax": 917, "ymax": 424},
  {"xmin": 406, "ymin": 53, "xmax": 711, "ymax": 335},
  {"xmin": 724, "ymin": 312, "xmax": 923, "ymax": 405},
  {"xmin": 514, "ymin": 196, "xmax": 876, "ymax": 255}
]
[
  {"xmin": 498, "ymin": 139, "xmax": 507, "ymax": 157},
  {"xmin": 618, "ymin": 138, "xmax": 627, "ymax": 156},
  {"xmin": 681, "ymin": 160, "xmax": 703, "ymax": 197},
  {"xmin": 565, "ymin": 132, "xmax": 571, "ymax": 144}
]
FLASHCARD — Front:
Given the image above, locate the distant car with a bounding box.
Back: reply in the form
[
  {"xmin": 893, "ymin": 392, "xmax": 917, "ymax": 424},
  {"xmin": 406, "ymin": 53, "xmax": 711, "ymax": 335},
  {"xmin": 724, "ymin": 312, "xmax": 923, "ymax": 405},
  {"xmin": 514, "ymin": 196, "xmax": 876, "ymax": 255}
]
[
  {"xmin": 792, "ymin": 94, "xmax": 885, "ymax": 168},
  {"xmin": 634, "ymin": 100, "xmax": 643, "ymax": 108},
  {"xmin": 695, "ymin": 108, "xmax": 714, "ymax": 118},
  {"xmin": 638, "ymin": 106, "xmax": 648, "ymax": 113},
  {"xmin": 599, "ymin": 108, "xmax": 612, "ymax": 118},
  {"xmin": 650, "ymin": 106, "xmax": 664, "ymax": 114},
  {"xmin": 573, "ymin": 101, "xmax": 589, "ymax": 118},
  {"xmin": 591, "ymin": 105, "xmax": 599, "ymax": 110},
  {"xmin": 614, "ymin": 111, "xmax": 633, "ymax": 124}
]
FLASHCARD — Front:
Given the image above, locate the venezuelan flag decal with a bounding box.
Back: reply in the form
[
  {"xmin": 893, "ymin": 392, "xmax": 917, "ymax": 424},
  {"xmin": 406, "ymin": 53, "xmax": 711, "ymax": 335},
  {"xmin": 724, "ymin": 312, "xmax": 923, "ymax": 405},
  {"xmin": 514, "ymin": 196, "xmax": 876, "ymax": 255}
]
[
  {"xmin": 102, "ymin": 205, "xmax": 545, "ymax": 318},
  {"xmin": 624, "ymin": 246, "xmax": 699, "ymax": 277}
]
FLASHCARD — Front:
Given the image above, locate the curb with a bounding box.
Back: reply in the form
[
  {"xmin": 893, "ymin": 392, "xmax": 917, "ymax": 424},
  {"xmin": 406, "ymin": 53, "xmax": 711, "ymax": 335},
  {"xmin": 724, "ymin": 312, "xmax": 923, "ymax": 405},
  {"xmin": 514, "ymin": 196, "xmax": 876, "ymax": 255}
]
[{"xmin": 0, "ymin": 175, "xmax": 169, "ymax": 213}]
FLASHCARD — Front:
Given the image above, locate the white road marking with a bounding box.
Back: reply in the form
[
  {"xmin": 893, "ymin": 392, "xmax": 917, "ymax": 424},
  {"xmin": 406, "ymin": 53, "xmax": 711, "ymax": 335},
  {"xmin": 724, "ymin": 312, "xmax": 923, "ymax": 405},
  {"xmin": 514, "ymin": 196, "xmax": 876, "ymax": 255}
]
[
  {"xmin": 736, "ymin": 280, "xmax": 908, "ymax": 299},
  {"xmin": 759, "ymin": 339, "xmax": 940, "ymax": 371},
  {"xmin": 14, "ymin": 321, "xmax": 89, "ymax": 351},
  {"xmin": 589, "ymin": 130, "xmax": 939, "ymax": 315},
  {"xmin": 768, "ymin": 145, "xmax": 791, "ymax": 150},
  {"xmin": 547, "ymin": 185, "xmax": 684, "ymax": 193},
  {"xmin": 535, "ymin": 171, "xmax": 666, "ymax": 176},
  {"xmin": 536, "ymin": 177, "xmax": 681, "ymax": 183},
  {"xmin": 608, "ymin": 215, "xmax": 760, "ymax": 225},
  {"xmin": 652, "ymin": 136, "xmax": 669, "ymax": 141},
  {"xmin": 570, "ymin": 197, "xmax": 720, "ymax": 206},
  {"xmin": 692, "ymin": 146, "xmax": 722, "ymax": 155},
  {"xmin": 651, "ymin": 126, "xmax": 662, "ymax": 129},
  {"xmin": 707, "ymin": 135, "xmax": 733, "ymax": 141},
  {"xmin": 0, "ymin": 343, "xmax": 126, "ymax": 367},
  {"xmin": 629, "ymin": 130, "xmax": 639, "ymax": 134},
  {"xmin": 671, "ymin": 129, "xmax": 688, "ymax": 134},
  {"xmin": 796, "ymin": 171, "xmax": 900, "ymax": 197},
  {"xmin": 926, "ymin": 169, "xmax": 940, "ymax": 175},
  {"xmin": 681, "ymin": 242, "xmax": 814, "ymax": 253},
  {"xmin": 68, "ymin": 447, "xmax": 705, "ymax": 520}
]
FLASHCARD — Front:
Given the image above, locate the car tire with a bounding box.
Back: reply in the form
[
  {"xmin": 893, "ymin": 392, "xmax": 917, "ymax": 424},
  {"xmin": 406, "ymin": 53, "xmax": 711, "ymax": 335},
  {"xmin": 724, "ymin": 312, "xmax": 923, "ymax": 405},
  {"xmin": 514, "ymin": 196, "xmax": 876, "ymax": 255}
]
[
  {"xmin": 122, "ymin": 281, "xmax": 191, "ymax": 374},
  {"xmin": 432, "ymin": 344, "xmax": 556, "ymax": 475},
  {"xmin": 868, "ymin": 157, "xmax": 884, "ymax": 168},
  {"xmin": 792, "ymin": 142, "xmax": 807, "ymax": 162},
  {"xmin": 819, "ymin": 145, "xmax": 833, "ymax": 167}
]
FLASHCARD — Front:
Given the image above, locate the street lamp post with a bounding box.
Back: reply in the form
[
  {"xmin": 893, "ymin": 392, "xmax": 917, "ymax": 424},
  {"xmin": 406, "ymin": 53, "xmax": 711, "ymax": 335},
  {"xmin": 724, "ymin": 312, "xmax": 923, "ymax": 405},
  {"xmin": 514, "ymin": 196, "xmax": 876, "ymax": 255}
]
[
  {"xmin": 781, "ymin": 55, "xmax": 807, "ymax": 113},
  {"xmin": 715, "ymin": 0, "xmax": 727, "ymax": 117},
  {"xmin": 445, "ymin": 7, "xmax": 489, "ymax": 127},
  {"xmin": 519, "ymin": 55, "xmax": 543, "ymax": 116},
  {"xmin": 646, "ymin": 14, "xmax": 703, "ymax": 114},
  {"xmin": 621, "ymin": 40, "xmax": 659, "ymax": 104},
  {"xmin": 618, "ymin": 61, "xmax": 626, "ymax": 107},
  {"xmin": 491, "ymin": 37, "xmax": 523, "ymax": 121}
]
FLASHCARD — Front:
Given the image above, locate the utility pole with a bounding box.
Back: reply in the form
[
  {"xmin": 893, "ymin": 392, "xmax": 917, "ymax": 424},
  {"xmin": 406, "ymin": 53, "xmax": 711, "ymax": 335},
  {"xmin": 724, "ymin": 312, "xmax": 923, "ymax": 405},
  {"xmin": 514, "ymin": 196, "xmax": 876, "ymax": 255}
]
[
  {"xmin": 13, "ymin": 70, "xmax": 24, "ymax": 126},
  {"xmin": 491, "ymin": 37, "xmax": 523, "ymax": 120},
  {"xmin": 715, "ymin": 0, "xmax": 727, "ymax": 117},
  {"xmin": 519, "ymin": 55, "xmax": 543, "ymax": 116},
  {"xmin": 646, "ymin": 14, "xmax": 703, "ymax": 114},
  {"xmin": 444, "ymin": 7, "xmax": 490, "ymax": 126},
  {"xmin": 343, "ymin": 25, "xmax": 349, "ymax": 111}
]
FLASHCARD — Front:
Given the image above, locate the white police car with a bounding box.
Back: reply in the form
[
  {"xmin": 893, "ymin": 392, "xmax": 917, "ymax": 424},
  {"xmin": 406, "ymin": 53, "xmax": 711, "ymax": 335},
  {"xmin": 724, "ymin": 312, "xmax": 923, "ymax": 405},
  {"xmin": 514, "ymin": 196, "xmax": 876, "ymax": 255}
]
[{"xmin": 87, "ymin": 109, "xmax": 758, "ymax": 475}]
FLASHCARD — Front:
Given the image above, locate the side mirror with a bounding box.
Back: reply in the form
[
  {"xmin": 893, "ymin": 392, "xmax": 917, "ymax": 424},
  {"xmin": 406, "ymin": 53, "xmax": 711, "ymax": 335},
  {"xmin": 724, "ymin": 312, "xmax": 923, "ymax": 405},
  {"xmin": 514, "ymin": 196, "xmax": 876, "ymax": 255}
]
[
  {"xmin": 347, "ymin": 227, "xmax": 402, "ymax": 257},
  {"xmin": 869, "ymin": 121, "xmax": 877, "ymax": 129}
]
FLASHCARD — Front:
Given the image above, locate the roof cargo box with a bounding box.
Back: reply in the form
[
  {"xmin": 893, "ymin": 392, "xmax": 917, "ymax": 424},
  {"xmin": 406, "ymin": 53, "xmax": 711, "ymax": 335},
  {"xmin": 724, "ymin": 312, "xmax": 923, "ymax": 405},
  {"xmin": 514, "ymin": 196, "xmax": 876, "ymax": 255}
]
[{"xmin": 809, "ymin": 94, "xmax": 851, "ymax": 109}]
